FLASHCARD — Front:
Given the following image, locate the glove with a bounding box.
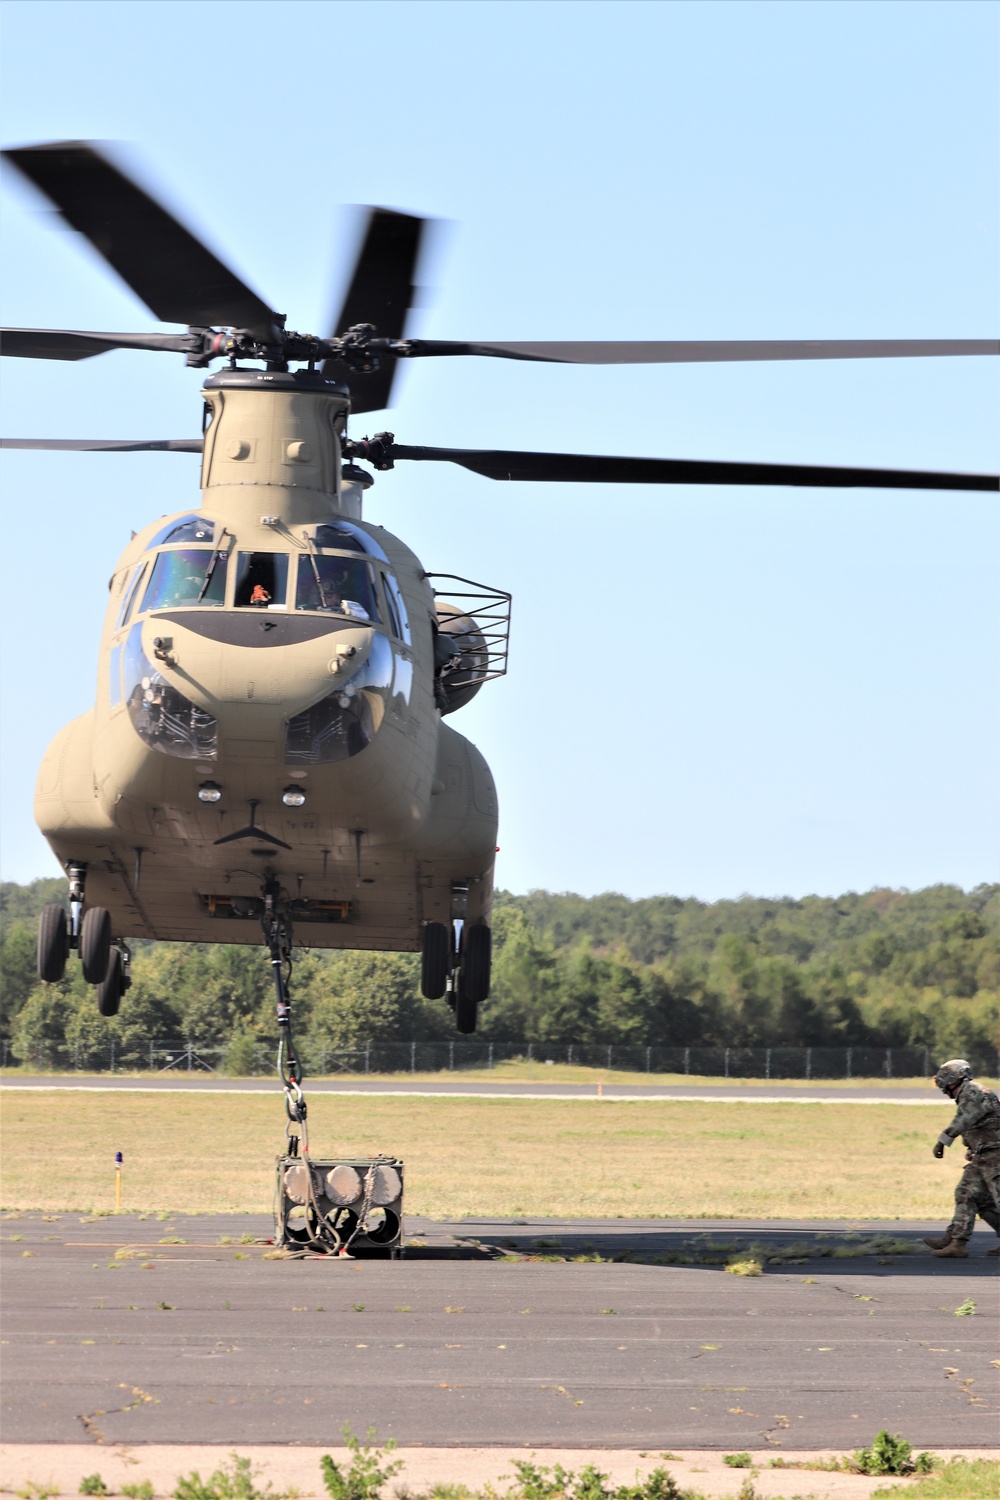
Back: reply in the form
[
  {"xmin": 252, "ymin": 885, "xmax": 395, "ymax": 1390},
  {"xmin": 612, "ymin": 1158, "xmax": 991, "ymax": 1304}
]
[{"xmin": 933, "ymin": 1141, "xmax": 945, "ymax": 1159}]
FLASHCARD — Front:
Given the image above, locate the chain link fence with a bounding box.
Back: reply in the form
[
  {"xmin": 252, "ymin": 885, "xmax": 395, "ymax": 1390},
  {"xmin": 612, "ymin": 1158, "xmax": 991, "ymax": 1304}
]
[{"xmin": 3, "ymin": 1036, "xmax": 998, "ymax": 1078}]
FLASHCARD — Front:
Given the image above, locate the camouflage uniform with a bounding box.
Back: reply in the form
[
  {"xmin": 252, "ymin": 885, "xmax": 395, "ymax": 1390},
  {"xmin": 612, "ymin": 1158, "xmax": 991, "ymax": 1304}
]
[{"xmin": 938, "ymin": 1078, "xmax": 1000, "ymax": 1243}]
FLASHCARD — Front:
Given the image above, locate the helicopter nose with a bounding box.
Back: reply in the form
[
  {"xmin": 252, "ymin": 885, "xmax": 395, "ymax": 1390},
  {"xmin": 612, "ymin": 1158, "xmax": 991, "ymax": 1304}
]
[{"xmin": 138, "ymin": 614, "xmax": 375, "ymax": 712}]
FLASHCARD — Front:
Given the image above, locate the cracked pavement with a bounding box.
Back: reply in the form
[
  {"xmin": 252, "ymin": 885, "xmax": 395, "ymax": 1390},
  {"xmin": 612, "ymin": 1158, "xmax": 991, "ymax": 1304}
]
[{"xmin": 2, "ymin": 1212, "xmax": 997, "ymax": 1448}]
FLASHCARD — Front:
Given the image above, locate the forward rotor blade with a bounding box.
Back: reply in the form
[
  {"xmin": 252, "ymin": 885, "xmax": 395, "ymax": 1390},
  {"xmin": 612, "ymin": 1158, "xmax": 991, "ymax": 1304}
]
[
  {"xmin": 400, "ymin": 337, "xmax": 999, "ymax": 364},
  {"xmin": 3, "ymin": 141, "xmax": 279, "ymax": 338},
  {"xmin": 1, "ymin": 438, "xmax": 203, "ymax": 452},
  {"xmin": 1, "ymin": 328, "xmax": 195, "ymax": 361},
  {"xmin": 323, "ymin": 207, "xmax": 427, "ymax": 411},
  {"xmin": 390, "ymin": 444, "xmax": 998, "ymax": 492}
]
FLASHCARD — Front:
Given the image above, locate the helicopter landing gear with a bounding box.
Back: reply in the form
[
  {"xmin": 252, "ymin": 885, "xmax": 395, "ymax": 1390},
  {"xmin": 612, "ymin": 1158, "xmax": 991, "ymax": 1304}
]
[
  {"xmin": 463, "ymin": 922, "xmax": 492, "ymax": 1004},
  {"xmin": 37, "ymin": 903, "xmax": 69, "ymax": 982},
  {"xmin": 434, "ymin": 885, "xmax": 493, "ymax": 1034},
  {"xmin": 428, "ymin": 879, "xmax": 494, "ymax": 1034},
  {"xmin": 37, "ymin": 862, "xmax": 114, "ymax": 986},
  {"xmin": 420, "ymin": 921, "xmax": 450, "ymax": 999},
  {"xmin": 451, "ymin": 923, "xmax": 491, "ymax": 1035},
  {"xmin": 454, "ymin": 970, "xmax": 476, "ymax": 1034},
  {"xmin": 80, "ymin": 906, "xmax": 112, "ymax": 984},
  {"xmin": 96, "ymin": 944, "xmax": 131, "ymax": 1018}
]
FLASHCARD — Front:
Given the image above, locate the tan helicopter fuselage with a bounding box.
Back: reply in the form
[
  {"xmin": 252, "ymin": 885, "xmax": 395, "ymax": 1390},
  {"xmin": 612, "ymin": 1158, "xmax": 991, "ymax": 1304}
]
[{"xmin": 35, "ymin": 371, "xmax": 498, "ymax": 950}]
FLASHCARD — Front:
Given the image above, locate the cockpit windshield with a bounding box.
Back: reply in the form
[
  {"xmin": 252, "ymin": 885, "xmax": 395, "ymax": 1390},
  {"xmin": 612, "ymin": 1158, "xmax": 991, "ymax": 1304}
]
[
  {"xmin": 308, "ymin": 521, "xmax": 389, "ymax": 560},
  {"xmin": 295, "ymin": 555, "xmax": 381, "ymax": 622},
  {"xmin": 140, "ymin": 548, "xmax": 228, "ymax": 612},
  {"xmin": 148, "ymin": 514, "xmax": 215, "ymax": 547}
]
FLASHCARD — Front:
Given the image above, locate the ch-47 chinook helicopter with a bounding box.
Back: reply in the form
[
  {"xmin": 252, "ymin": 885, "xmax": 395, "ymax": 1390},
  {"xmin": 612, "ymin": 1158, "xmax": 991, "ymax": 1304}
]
[{"xmin": 2, "ymin": 142, "xmax": 997, "ymax": 1061}]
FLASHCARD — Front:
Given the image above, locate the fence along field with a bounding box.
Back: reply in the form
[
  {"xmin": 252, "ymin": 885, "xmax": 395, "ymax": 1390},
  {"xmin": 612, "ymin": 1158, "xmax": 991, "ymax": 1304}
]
[{"xmin": 7, "ymin": 1038, "xmax": 995, "ymax": 1080}]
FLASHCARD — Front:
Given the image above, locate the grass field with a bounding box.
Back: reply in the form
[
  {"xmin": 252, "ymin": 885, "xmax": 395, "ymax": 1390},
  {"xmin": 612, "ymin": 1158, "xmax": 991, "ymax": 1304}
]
[{"xmin": 0, "ymin": 1091, "xmax": 957, "ymax": 1219}]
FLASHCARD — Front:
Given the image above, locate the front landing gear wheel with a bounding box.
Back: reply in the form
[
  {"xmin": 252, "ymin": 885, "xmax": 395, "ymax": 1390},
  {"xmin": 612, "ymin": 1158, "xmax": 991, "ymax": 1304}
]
[
  {"xmin": 96, "ymin": 949, "xmax": 123, "ymax": 1017},
  {"xmin": 37, "ymin": 904, "xmax": 69, "ymax": 982},
  {"xmin": 421, "ymin": 922, "xmax": 449, "ymax": 999},
  {"xmin": 80, "ymin": 906, "xmax": 112, "ymax": 984}
]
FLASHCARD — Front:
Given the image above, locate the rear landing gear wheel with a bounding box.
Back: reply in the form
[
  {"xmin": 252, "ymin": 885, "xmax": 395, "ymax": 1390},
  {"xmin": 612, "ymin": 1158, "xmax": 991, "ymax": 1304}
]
[
  {"xmin": 463, "ymin": 923, "xmax": 492, "ymax": 1003},
  {"xmin": 37, "ymin": 904, "xmax": 68, "ymax": 983},
  {"xmin": 96, "ymin": 949, "xmax": 123, "ymax": 1018},
  {"xmin": 421, "ymin": 921, "xmax": 449, "ymax": 999},
  {"xmin": 80, "ymin": 906, "xmax": 112, "ymax": 984}
]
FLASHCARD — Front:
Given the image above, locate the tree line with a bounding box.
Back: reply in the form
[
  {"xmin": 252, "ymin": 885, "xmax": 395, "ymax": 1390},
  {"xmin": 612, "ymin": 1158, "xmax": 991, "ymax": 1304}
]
[{"xmin": 1, "ymin": 877, "xmax": 997, "ymax": 1070}]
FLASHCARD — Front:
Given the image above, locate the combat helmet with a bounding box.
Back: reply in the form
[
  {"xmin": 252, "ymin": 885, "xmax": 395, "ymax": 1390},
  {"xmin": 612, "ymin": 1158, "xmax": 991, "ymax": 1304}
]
[{"xmin": 934, "ymin": 1059, "xmax": 973, "ymax": 1095}]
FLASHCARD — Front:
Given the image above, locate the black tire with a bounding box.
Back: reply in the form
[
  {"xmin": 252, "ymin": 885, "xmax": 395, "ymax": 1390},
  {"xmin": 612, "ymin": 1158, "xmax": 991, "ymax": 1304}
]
[
  {"xmin": 455, "ymin": 972, "xmax": 477, "ymax": 1034},
  {"xmin": 37, "ymin": 904, "xmax": 68, "ymax": 983},
  {"xmin": 80, "ymin": 906, "xmax": 112, "ymax": 984},
  {"xmin": 421, "ymin": 921, "xmax": 450, "ymax": 999},
  {"xmin": 464, "ymin": 922, "xmax": 492, "ymax": 1003},
  {"xmin": 96, "ymin": 949, "xmax": 123, "ymax": 1018}
]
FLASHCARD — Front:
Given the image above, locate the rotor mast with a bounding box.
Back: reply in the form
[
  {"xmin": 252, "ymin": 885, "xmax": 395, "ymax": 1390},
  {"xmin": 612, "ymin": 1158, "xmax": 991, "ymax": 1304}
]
[{"xmin": 199, "ymin": 368, "xmax": 363, "ymax": 525}]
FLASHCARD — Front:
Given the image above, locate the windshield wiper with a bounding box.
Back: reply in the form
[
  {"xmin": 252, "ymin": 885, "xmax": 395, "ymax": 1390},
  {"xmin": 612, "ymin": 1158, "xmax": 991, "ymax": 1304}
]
[
  {"xmin": 306, "ymin": 540, "xmax": 329, "ymax": 610},
  {"xmin": 197, "ymin": 531, "xmax": 229, "ymax": 602}
]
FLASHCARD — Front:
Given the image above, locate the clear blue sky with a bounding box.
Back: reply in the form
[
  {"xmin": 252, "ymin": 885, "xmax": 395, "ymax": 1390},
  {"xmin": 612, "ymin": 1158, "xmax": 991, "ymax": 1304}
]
[{"xmin": 1, "ymin": 0, "xmax": 997, "ymax": 900}]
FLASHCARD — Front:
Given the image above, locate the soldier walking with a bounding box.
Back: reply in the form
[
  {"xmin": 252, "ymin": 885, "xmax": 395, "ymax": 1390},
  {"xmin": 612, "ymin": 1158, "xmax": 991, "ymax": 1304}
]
[{"xmin": 923, "ymin": 1058, "xmax": 1000, "ymax": 1258}]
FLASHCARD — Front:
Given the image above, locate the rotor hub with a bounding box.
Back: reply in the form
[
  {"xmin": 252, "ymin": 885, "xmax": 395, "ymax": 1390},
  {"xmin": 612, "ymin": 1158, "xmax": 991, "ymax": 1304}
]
[{"xmin": 202, "ymin": 368, "xmax": 350, "ymax": 397}]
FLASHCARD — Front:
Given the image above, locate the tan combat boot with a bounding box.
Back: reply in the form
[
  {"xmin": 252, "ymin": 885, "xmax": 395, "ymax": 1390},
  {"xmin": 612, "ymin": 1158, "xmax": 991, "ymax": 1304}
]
[
  {"xmin": 923, "ymin": 1229, "xmax": 953, "ymax": 1250},
  {"xmin": 932, "ymin": 1240, "xmax": 968, "ymax": 1258},
  {"xmin": 986, "ymin": 1243, "xmax": 1000, "ymax": 1257}
]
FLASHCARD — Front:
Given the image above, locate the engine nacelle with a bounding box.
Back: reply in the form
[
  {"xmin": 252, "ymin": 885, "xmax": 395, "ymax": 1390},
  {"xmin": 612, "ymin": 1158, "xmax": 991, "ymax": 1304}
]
[{"xmin": 433, "ymin": 601, "xmax": 491, "ymax": 714}]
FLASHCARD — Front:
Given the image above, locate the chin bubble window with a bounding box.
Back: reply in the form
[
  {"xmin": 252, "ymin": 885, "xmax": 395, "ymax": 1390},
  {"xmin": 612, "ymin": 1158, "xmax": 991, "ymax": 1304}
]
[
  {"xmin": 295, "ymin": 555, "xmax": 381, "ymax": 623},
  {"xmin": 140, "ymin": 548, "xmax": 228, "ymax": 612},
  {"xmin": 284, "ymin": 633, "xmax": 393, "ymax": 763},
  {"xmin": 234, "ymin": 552, "xmax": 289, "ymax": 609},
  {"xmin": 123, "ymin": 623, "xmax": 218, "ymax": 759}
]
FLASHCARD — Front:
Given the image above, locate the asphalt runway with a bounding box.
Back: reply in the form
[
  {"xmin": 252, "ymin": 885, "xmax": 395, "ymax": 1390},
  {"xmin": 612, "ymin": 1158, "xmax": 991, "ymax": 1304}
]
[
  {"xmin": 2, "ymin": 1076, "xmax": 937, "ymax": 1102},
  {"xmin": 3, "ymin": 1210, "xmax": 997, "ymax": 1449}
]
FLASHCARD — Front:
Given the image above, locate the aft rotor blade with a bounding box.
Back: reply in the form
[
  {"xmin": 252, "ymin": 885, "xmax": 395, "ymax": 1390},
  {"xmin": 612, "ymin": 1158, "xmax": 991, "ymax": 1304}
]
[
  {"xmin": 390, "ymin": 444, "xmax": 999, "ymax": 492},
  {"xmin": 1, "ymin": 328, "xmax": 195, "ymax": 361},
  {"xmin": 323, "ymin": 207, "xmax": 427, "ymax": 412},
  {"xmin": 400, "ymin": 337, "xmax": 999, "ymax": 364},
  {"xmin": 3, "ymin": 141, "xmax": 279, "ymax": 338},
  {"xmin": 0, "ymin": 438, "xmax": 203, "ymax": 452}
]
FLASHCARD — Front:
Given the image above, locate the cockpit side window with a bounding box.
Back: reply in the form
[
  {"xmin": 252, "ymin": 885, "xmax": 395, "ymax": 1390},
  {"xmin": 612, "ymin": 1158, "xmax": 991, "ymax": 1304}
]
[
  {"xmin": 116, "ymin": 563, "xmax": 147, "ymax": 629},
  {"xmin": 149, "ymin": 514, "xmax": 215, "ymax": 547},
  {"xmin": 380, "ymin": 573, "xmax": 401, "ymax": 639},
  {"xmin": 140, "ymin": 548, "xmax": 228, "ymax": 612},
  {"xmin": 381, "ymin": 572, "xmax": 410, "ymax": 645},
  {"xmin": 234, "ymin": 552, "xmax": 290, "ymax": 609},
  {"xmin": 295, "ymin": 555, "xmax": 381, "ymax": 622}
]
